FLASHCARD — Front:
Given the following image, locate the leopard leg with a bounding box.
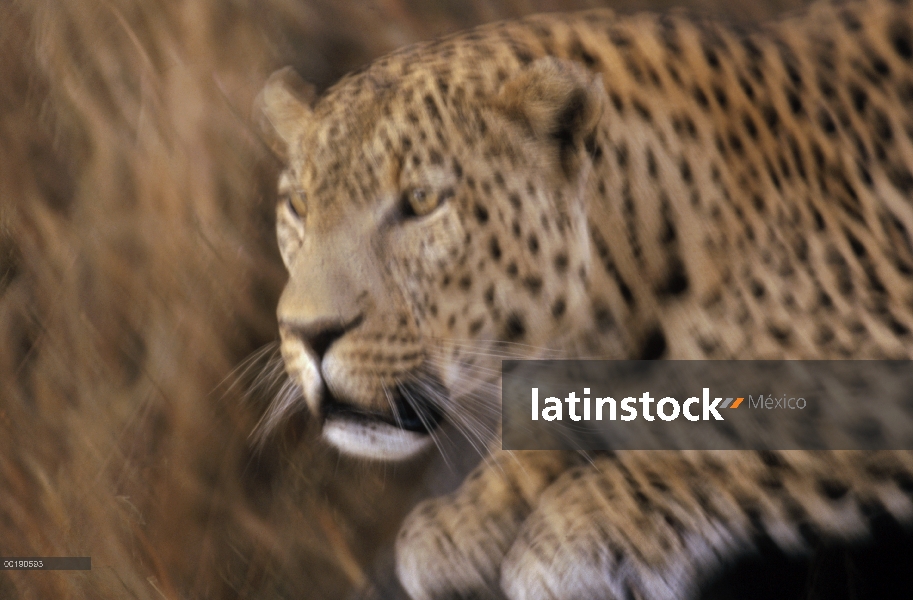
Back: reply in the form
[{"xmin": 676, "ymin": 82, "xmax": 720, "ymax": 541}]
[
  {"xmin": 501, "ymin": 451, "xmax": 913, "ymax": 600},
  {"xmin": 396, "ymin": 450, "xmax": 578, "ymax": 600}
]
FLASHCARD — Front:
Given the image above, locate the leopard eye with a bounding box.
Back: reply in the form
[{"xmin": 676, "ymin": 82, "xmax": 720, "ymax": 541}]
[
  {"xmin": 401, "ymin": 186, "xmax": 451, "ymax": 218},
  {"xmin": 282, "ymin": 189, "xmax": 307, "ymax": 222}
]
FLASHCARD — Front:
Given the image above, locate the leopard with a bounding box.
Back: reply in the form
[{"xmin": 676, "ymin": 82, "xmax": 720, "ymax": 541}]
[{"xmin": 258, "ymin": 0, "xmax": 913, "ymax": 597}]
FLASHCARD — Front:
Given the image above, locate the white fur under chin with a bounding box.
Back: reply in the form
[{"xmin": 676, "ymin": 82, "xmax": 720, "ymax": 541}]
[{"xmin": 323, "ymin": 417, "xmax": 434, "ymax": 461}]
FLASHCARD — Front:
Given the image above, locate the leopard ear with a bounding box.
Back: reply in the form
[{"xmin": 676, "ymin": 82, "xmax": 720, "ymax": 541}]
[
  {"xmin": 256, "ymin": 67, "xmax": 316, "ymax": 161},
  {"xmin": 496, "ymin": 57, "xmax": 606, "ymax": 178}
]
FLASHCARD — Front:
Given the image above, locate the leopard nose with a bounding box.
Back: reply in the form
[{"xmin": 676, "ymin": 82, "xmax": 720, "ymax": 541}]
[{"xmin": 285, "ymin": 315, "xmax": 363, "ymax": 362}]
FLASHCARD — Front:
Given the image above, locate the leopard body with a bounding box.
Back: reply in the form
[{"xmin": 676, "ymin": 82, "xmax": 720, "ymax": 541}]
[{"xmin": 259, "ymin": 0, "xmax": 913, "ymax": 596}]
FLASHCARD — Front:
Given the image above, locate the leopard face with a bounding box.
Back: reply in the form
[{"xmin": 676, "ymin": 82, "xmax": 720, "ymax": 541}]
[{"xmin": 260, "ymin": 56, "xmax": 614, "ymax": 460}]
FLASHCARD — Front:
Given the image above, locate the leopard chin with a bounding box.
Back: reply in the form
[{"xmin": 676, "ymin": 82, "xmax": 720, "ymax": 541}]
[{"xmin": 323, "ymin": 417, "xmax": 435, "ymax": 461}]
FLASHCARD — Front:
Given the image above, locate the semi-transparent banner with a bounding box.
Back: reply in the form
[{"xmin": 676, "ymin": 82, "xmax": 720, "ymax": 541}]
[{"xmin": 501, "ymin": 361, "xmax": 913, "ymax": 450}]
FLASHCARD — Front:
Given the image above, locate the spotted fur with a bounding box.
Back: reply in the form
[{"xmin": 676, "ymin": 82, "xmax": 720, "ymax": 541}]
[{"xmin": 260, "ymin": 0, "xmax": 913, "ymax": 597}]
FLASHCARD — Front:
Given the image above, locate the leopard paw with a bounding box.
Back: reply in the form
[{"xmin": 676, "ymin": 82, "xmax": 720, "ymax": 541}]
[
  {"xmin": 501, "ymin": 456, "xmax": 747, "ymax": 600},
  {"xmin": 396, "ymin": 451, "xmax": 575, "ymax": 599}
]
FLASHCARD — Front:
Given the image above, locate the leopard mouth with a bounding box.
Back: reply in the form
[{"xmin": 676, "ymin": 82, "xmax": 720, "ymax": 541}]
[{"xmin": 320, "ymin": 380, "xmax": 447, "ymax": 461}]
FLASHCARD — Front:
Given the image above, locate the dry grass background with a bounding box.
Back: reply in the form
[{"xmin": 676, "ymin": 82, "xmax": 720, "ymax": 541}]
[{"xmin": 0, "ymin": 0, "xmax": 808, "ymax": 598}]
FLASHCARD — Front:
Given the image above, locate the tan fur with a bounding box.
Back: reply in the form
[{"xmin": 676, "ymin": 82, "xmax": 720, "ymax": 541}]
[{"xmin": 265, "ymin": 0, "xmax": 913, "ymax": 597}]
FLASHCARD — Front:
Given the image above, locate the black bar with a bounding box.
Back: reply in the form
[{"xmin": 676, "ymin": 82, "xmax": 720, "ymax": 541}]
[{"xmin": 0, "ymin": 557, "xmax": 91, "ymax": 570}]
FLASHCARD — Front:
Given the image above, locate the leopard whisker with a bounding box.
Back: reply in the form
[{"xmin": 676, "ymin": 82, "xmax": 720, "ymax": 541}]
[
  {"xmin": 250, "ymin": 376, "xmax": 302, "ymax": 446},
  {"xmin": 397, "ymin": 380, "xmax": 456, "ymax": 469},
  {"xmin": 215, "ymin": 341, "xmax": 282, "ymax": 401},
  {"xmin": 402, "ymin": 369, "xmax": 496, "ymax": 466}
]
